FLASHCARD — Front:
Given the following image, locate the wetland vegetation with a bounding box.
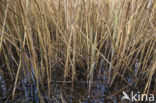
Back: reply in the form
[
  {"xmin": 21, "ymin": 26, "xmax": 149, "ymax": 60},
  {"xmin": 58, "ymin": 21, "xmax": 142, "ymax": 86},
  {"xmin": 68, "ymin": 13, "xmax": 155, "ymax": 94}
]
[{"xmin": 0, "ymin": 0, "xmax": 156, "ymax": 102}]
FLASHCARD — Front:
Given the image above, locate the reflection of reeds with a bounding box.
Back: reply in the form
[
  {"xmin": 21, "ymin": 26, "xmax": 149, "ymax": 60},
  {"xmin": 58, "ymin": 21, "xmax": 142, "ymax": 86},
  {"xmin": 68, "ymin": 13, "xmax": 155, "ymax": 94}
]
[{"xmin": 0, "ymin": 0, "xmax": 156, "ymax": 102}]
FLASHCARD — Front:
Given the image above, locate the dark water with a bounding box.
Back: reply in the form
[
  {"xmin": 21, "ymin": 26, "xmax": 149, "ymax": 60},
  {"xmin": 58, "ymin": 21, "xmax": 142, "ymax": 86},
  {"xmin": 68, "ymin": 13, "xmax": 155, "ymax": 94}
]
[
  {"xmin": 0, "ymin": 71, "xmax": 119, "ymax": 103},
  {"xmin": 0, "ymin": 60, "xmax": 142, "ymax": 103}
]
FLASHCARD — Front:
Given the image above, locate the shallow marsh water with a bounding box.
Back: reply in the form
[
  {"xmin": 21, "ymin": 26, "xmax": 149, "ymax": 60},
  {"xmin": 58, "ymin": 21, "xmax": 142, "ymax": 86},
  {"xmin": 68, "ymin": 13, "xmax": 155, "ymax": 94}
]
[
  {"xmin": 0, "ymin": 74, "xmax": 154, "ymax": 103},
  {"xmin": 0, "ymin": 70, "xmax": 124, "ymax": 103},
  {"xmin": 0, "ymin": 60, "xmax": 147, "ymax": 103}
]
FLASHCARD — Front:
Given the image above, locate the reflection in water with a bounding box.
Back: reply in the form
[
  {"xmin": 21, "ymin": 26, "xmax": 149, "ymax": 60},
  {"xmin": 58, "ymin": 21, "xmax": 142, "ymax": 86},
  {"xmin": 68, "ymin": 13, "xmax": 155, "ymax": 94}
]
[
  {"xmin": 0, "ymin": 60, "xmax": 137, "ymax": 103},
  {"xmin": 0, "ymin": 71, "xmax": 120, "ymax": 102},
  {"xmin": 0, "ymin": 74, "xmax": 7, "ymax": 102},
  {"xmin": 0, "ymin": 73, "xmax": 134, "ymax": 102}
]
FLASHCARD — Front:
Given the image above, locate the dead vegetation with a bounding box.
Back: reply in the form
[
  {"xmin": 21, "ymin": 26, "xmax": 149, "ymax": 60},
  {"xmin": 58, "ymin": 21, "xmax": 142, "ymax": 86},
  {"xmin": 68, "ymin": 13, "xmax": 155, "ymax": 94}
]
[{"xmin": 0, "ymin": 0, "xmax": 156, "ymax": 102}]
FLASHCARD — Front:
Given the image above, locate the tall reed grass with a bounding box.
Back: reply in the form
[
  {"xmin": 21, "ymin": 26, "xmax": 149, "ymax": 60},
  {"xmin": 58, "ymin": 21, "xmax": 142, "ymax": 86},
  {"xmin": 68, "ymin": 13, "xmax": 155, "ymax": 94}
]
[{"xmin": 0, "ymin": 0, "xmax": 156, "ymax": 102}]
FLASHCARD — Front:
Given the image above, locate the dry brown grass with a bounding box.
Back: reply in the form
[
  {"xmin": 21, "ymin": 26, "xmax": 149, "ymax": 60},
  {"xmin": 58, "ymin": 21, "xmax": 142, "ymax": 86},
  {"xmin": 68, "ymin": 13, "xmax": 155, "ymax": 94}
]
[{"xmin": 0, "ymin": 0, "xmax": 156, "ymax": 102}]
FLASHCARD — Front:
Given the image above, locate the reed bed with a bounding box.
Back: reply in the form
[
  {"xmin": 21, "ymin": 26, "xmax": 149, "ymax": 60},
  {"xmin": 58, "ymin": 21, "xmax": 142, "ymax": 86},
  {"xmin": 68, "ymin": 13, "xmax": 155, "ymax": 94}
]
[{"xmin": 0, "ymin": 0, "xmax": 156, "ymax": 102}]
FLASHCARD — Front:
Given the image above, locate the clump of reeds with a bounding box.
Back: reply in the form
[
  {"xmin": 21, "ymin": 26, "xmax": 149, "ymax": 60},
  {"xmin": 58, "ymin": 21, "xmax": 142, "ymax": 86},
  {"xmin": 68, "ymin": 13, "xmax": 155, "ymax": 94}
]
[{"xmin": 0, "ymin": 0, "xmax": 155, "ymax": 102}]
